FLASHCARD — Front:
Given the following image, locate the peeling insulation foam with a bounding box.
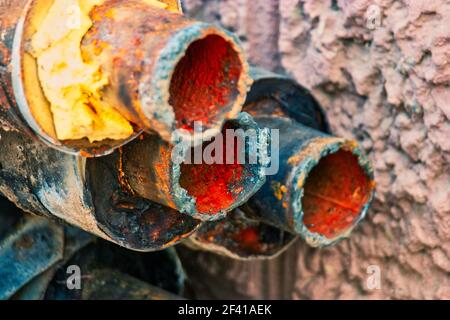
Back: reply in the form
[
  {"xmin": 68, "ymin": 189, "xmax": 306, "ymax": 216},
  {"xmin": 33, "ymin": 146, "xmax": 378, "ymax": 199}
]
[
  {"xmin": 29, "ymin": 0, "xmax": 137, "ymax": 142},
  {"xmin": 29, "ymin": 0, "xmax": 181, "ymax": 142}
]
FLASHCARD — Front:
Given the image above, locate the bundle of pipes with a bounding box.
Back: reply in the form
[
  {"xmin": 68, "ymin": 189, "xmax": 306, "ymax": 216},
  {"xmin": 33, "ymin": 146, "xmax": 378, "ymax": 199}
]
[
  {"xmin": 0, "ymin": 127, "xmax": 202, "ymax": 251},
  {"xmin": 186, "ymin": 68, "xmax": 376, "ymax": 258},
  {"xmin": 0, "ymin": 196, "xmax": 185, "ymax": 299},
  {"xmin": 0, "ymin": 0, "xmax": 266, "ymax": 250},
  {"xmin": 0, "ymin": 0, "xmax": 375, "ymax": 261},
  {"xmin": 1, "ymin": 0, "xmax": 250, "ymax": 155}
]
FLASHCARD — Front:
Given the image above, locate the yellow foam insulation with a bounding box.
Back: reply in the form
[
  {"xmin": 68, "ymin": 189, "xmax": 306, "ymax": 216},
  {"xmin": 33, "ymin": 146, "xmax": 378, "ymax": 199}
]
[{"xmin": 29, "ymin": 0, "xmax": 180, "ymax": 142}]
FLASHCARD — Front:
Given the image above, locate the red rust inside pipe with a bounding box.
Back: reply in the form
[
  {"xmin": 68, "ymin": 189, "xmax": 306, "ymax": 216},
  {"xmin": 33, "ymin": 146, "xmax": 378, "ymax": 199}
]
[
  {"xmin": 302, "ymin": 150, "xmax": 372, "ymax": 238},
  {"xmin": 179, "ymin": 125, "xmax": 244, "ymax": 215},
  {"xmin": 169, "ymin": 35, "xmax": 242, "ymax": 131}
]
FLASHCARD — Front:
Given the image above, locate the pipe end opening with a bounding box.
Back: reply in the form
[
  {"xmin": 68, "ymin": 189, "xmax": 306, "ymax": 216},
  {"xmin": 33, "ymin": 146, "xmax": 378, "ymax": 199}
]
[
  {"xmin": 169, "ymin": 34, "xmax": 243, "ymax": 133},
  {"xmin": 301, "ymin": 148, "xmax": 374, "ymax": 241},
  {"xmin": 179, "ymin": 121, "xmax": 264, "ymax": 218}
]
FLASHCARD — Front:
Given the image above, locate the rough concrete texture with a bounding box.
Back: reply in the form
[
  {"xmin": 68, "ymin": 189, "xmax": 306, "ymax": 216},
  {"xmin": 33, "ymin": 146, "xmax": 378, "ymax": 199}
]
[{"xmin": 180, "ymin": 0, "xmax": 450, "ymax": 299}]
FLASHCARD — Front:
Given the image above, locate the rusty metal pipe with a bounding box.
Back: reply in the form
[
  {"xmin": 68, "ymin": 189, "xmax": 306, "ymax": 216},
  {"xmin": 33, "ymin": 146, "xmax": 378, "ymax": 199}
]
[
  {"xmin": 241, "ymin": 68, "xmax": 376, "ymax": 247},
  {"xmin": 115, "ymin": 112, "xmax": 268, "ymax": 221},
  {"xmin": 1, "ymin": 0, "xmax": 250, "ymax": 156},
  {"xmin": 0, "ymin": 196, "xmax": 94, "ymax": 300},
  {"xmin": 185, "ymin": 208, "xmax": 297, "ymax": 260},
  {"xmin": 82, "ymin": 0, "xmax": 250, "ymax": 144},
  {"xmin": 0, "ymin": 128, "xmax": 200, "ymax": 251}
]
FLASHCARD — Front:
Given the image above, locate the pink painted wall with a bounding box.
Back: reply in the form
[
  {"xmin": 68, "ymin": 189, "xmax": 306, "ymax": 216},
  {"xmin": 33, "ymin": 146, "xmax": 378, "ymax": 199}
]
[{"xmin": 180, "ymin": 0, "xmax": 450, "ymax": 299}]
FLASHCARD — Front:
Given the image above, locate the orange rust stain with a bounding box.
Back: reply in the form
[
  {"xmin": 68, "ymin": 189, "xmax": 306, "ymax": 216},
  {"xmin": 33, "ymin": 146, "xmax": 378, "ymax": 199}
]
[
  {"xmin": 0, "ymin": 1, "xmax": 26, "ymax": 67},
  {"xmin": 169, "ymin": 35, "xmax": 242, "ymax": 131},
  {"xmin": 243, "ymin": 99, "xmax": 286, "ymax": 118},
  {"xmin": 117, "ymin": 147, "xmax": 135, "ymax": 194},
  {"xmin": 153, "ymin": 145, "xmax": 176, "ymax": 208},
  {"xmin": 84, "ymin": 38, "xmax": 110, "ymax": 58},
  {"xmin": 79, "ymin": 150, "xmax": 95, "ymax": 158},
  {"xmin": 271, "ymin": 181, "xmax": 287, "ymax": 201},
  {"xmin": 302, "ymin": 150, "xmax": 373, "ymax": 238}
]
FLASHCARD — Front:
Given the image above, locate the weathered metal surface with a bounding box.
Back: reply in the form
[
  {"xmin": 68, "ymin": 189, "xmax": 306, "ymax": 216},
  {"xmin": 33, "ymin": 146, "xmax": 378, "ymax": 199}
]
[
  {"xmin": 12, "ymin": 267, "xmax": 56, "ymax": 300},
  {"xmin": 186, "ymin": 208, "xmax": 297, "ymax": 260},
  {"xmin": 0, "ymin": 127, "xmax": 200, "ymax": 251},
  {"xmin": 118, "ymin": 112, "xmax": 268, "ymax": 221},
  {"xmin": 0, "ymin": 0, "xmax": 142, "ymax": 157},
  {"xmin": 0, "ymin": 127, "xmax": 109, "ymax": 237},
  {"xmin": 0, "ymin": 196, "xmax": 186, "ymax": 300},
  {"xmin": 241, "ymin": 68, "xmax": 376, "ymax": 247},
  {"xmin": 245, "ymin": 67, "xmax": 330, "ymax": 133},
  {"xmin": 181, "ymin": 68, "xmax": 375, "ymax": 257},
  {"xmin": 0, "ymin": 206, "xmax": 64, "ymax": 300}
]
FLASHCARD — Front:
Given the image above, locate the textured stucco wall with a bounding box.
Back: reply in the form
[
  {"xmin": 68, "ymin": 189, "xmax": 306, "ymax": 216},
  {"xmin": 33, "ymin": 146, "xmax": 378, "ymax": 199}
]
[{"xmin": 180, "ymin": 0, "xmax": 450, "ymax": 299}]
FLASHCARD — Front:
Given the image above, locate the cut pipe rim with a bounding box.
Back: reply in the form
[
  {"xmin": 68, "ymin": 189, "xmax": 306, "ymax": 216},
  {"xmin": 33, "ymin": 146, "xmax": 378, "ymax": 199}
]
[
  {"xmin": 140, "ymin": 22, "xmax": 251, "ymax": 145},
  {"xmin": 169, "ymin": 112, "xmax": 268, "ymax": 221},
  {"xmin": 289, "ymin": 138, "xmax": 375, "ymax": 247}
]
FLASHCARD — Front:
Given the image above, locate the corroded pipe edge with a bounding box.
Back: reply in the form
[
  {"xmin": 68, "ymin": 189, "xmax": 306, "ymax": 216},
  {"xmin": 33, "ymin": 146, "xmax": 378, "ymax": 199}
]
[
  {"xmin": 42, "ymin": 156, "xmax": 200, "ymax": 252},
  {"xmin": 0, "ymin": 134, "xmax": 109, "ymax": 242},
  {"xmin": 140, "ymin": 22, "xmax": 252, "ymax": 145},
  {"xmin": 244, "ymin": 67, "xmax": 375, "ymax": 247},
  {"xmin": 185, "ymin": 210, "xmax": 299, "ymax": 261},
  {"xmin": 170, "ymin": 112, "xmax": 269, "ymax": 221},
  {"xmin": 289, "ymin": 137, "xmax": 375, "ymax": 247},
  {"xmin": 10, "ymin": 0, "xmax": 142, "ymax": 157}
]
